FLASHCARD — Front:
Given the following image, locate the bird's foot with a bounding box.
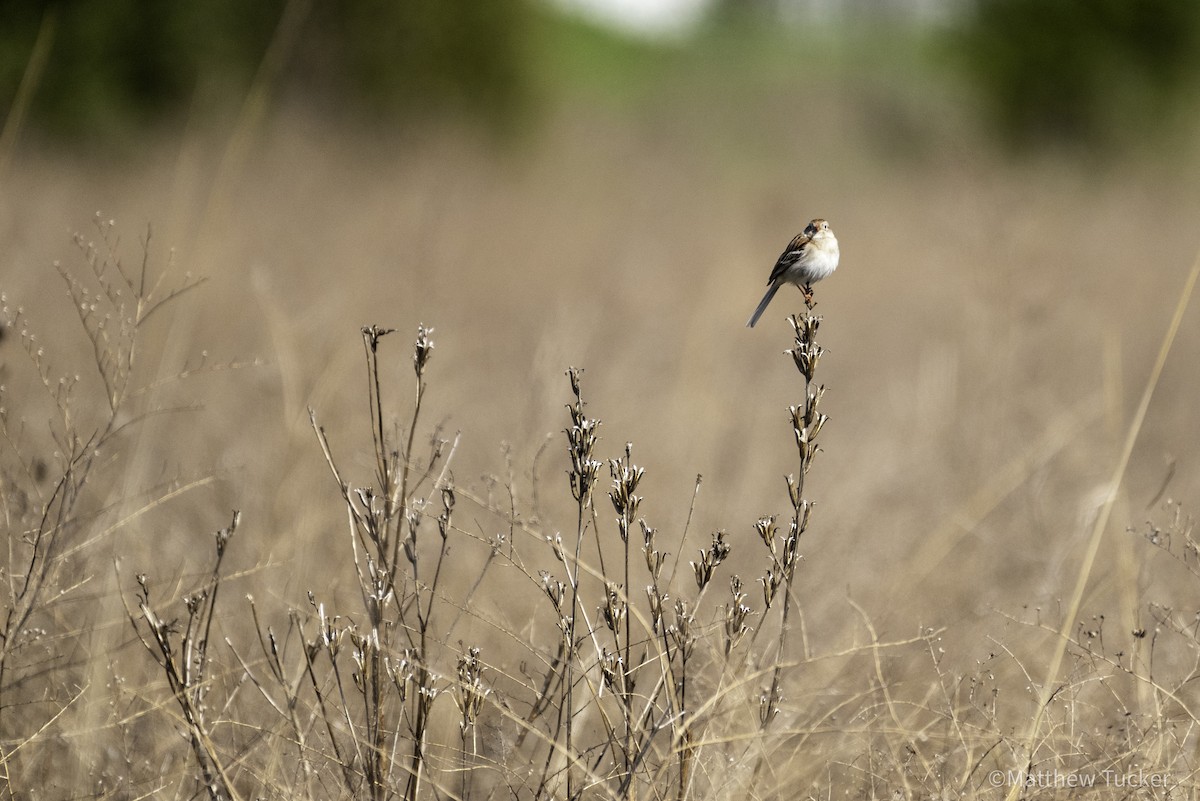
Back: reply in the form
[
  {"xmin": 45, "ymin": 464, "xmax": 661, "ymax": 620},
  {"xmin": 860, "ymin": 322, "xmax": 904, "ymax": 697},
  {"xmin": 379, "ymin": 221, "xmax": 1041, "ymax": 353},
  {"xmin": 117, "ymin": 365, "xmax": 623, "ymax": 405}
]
[{"xmin": 802, "ymin": 284, "xmax": 816, "ymax": 309}]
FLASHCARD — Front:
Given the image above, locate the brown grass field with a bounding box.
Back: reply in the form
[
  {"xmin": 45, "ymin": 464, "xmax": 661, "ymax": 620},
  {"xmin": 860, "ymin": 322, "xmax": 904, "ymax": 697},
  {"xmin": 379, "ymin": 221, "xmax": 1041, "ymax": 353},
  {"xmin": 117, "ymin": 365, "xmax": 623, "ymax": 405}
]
[{"xmin": 2, "ymin": 26, "xmax": 1200, "ymax": 799}]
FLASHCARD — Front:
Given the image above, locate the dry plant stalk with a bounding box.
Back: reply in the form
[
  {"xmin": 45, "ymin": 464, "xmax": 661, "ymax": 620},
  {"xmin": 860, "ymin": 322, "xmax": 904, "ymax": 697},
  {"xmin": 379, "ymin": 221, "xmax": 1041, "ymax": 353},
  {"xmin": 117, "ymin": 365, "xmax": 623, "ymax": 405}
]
[
  {"xmin": 128, "ymin": 512, "xmax": 241, "ymax": 801},
  {"xmin": 104, "ymin": 279, "xmax": 839, "ymax": 800},
  {"xmin": 302, "ymin": 324, "xmax": 493, "ymax": 801},
  {"xmin": 0, "ymin": 216, "xmax": 209, "ymax": 795},
  {"xmin": 531, "ymin": 334, "xmax": 820, "ymax": 801},
  {"xmin": 760, "ymin": 301, "xmax": 827, "ymax": 725}
]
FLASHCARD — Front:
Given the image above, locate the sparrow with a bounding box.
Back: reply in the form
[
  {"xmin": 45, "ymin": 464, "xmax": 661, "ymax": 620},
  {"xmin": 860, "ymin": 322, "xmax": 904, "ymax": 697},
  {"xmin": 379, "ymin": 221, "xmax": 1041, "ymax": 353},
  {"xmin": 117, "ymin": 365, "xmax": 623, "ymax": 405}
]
[{"xmin": 746, "ymin": 218, "xmax": 839, "ymax": 328}]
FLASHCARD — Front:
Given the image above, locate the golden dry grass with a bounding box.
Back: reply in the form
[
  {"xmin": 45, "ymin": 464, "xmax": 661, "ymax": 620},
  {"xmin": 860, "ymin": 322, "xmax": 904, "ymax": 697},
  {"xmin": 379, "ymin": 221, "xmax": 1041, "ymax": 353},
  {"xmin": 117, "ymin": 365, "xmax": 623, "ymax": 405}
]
[{"xmin": 3, "ymin": 45, "xmax": 1200, "ymax": 798}]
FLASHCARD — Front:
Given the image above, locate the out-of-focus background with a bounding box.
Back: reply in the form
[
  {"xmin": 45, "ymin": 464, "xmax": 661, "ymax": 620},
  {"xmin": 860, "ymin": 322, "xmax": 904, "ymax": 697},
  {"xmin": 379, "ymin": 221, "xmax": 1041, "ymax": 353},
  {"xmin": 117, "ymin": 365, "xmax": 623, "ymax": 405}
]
[{"xmin": 2, "ymin": 0, "xmax": 1200, "ymax": 792}]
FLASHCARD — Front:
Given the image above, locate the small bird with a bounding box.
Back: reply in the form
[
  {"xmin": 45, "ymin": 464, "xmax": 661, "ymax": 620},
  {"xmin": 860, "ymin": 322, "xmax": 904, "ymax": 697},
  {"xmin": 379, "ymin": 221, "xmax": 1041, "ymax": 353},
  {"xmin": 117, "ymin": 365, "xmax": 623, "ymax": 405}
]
[{"xmin": 746, "ymin": 218, "xmax": 839, "ymax": 328}]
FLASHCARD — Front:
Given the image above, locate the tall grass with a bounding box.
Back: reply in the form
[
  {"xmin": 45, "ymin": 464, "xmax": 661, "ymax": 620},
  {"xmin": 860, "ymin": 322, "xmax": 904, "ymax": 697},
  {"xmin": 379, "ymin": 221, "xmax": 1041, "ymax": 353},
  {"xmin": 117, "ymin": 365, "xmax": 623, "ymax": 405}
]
[{"xmin": 2, "ymin": 220, "xmax": 1200, "ymax": 799}]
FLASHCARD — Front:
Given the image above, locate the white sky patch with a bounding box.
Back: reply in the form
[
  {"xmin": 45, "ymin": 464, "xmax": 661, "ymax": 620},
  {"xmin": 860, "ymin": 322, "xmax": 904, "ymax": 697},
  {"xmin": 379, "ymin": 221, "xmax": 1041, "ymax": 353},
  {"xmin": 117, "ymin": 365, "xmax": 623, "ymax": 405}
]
[
  {"xmin": 555, "ymin": 0, "xmax": 712, "ymax": 38},
  {"xmin": 553, "ymin": 0, "xmax": 967, "ymax": 34}
]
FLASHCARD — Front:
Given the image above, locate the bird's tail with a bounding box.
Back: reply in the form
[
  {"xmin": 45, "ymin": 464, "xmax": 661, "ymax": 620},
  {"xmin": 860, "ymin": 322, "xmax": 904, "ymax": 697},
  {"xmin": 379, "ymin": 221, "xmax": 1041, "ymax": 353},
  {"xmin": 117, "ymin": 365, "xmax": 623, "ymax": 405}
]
[{"xmin": 746, "ymin": 281, "xmax": 781, "ymax": 328}]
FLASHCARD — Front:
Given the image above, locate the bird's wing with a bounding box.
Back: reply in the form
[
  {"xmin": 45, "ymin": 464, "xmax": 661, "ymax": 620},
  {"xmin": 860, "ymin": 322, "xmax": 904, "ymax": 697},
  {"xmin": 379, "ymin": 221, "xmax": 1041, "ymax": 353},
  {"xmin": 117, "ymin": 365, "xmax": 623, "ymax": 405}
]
[{"xmin": 766, "ymin": 231, "xmax": 812, "ymax": 285}]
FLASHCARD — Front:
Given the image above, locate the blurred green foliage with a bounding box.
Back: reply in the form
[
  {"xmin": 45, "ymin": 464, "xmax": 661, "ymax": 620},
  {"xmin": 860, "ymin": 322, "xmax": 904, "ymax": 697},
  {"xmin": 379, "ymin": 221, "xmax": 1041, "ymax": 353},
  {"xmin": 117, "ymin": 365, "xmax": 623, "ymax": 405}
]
[
  {"xmin": 0, "ymin": 1, "xmax": 281, "ymax": 139},
  {"xmin": 309, "ymin": 1, "xmax": 531, "ymax": 125},
  {"xmin": 955, "ymin": 0, "xmax": 1200, "ymax": 149},
  {"xmin": 0, "ymin": 0, "xmax": 534, "ymax": 141},
  {"xmin": 526, "ymin": 10, "xmax": 677, "ymax": 102}
]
